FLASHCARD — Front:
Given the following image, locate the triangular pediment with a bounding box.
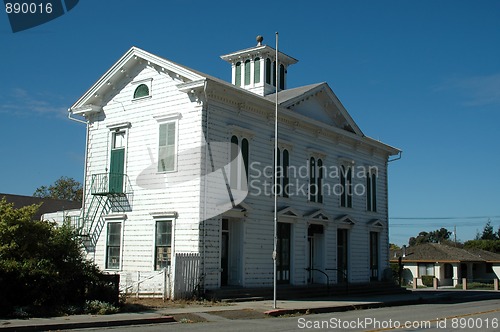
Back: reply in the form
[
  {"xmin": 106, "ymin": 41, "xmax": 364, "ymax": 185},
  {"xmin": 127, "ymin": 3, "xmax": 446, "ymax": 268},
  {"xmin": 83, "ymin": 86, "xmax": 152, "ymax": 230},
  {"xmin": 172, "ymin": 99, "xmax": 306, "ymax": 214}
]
[
  {"xmin": 304, "ymin": 209, "xmax": 331, "ymax": 221},
  {"xmin": 369, "ymin": 219, "xmax": 385, "ymax": 228},
  {"xmin": 70, "ymin": 46, "xmax": 204, "ymax": 116},
  {"xmin": 277, "ymin": 206, "xmax": 301, "ymax": 218},
  {"xmin": 267, "ymin": 83, "xmax": 363, "ymax": 136},
  {"xmin": 335, "ymin": 214, "xmax": 357, "ymax": 226}
]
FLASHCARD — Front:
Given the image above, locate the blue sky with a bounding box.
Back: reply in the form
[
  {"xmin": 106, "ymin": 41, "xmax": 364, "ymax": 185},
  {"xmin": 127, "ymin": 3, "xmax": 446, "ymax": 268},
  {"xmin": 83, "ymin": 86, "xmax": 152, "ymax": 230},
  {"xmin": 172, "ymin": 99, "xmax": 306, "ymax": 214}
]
[{"xmin": 1, "ymin": 0, "xmax": 499, "ymax": 246}]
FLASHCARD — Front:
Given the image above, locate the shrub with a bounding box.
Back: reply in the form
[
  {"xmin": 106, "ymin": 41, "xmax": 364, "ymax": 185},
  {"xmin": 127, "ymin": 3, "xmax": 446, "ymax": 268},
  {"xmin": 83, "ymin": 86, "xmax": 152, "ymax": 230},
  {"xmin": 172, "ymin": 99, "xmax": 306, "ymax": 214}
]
[
  {"xmin": 421, "ymin": 275, "xmax": 434, "ymax": 287},
  {"xmin": 0, "ymin": 198, "xmax": 118, "ymax": 317},
  {"xmin": 84, "ymin": 300, "xmax": 119, "ymax": 315}
]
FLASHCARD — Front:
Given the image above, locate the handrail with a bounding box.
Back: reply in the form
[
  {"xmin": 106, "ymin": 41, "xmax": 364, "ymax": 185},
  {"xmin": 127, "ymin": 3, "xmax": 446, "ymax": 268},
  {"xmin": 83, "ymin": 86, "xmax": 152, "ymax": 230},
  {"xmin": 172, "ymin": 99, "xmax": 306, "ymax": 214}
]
[
  {"xmin": 326, "ymin": 268, "xmax": 349, "ymax": 293},
  {"xmin": 91, "ymin": 173, "xmax": 128, "ymax": 195},
  {"xmin": 305, "ymin": 267, "xmax": 330, "ymax": 294}
]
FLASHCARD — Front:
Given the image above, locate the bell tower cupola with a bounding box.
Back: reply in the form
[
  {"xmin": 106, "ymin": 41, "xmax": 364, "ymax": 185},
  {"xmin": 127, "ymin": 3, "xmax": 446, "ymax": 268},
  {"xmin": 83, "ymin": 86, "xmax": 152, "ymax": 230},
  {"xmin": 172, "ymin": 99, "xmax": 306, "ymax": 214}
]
[{"xmin": 220, "ymin": 35, "xmax": 298, "ymax": 96}]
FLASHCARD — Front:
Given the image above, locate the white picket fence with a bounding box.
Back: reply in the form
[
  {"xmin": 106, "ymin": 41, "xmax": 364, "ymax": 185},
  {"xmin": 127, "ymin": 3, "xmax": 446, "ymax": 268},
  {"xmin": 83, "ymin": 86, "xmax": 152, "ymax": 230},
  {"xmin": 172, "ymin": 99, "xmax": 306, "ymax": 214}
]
[
  {"xmin": 173, "ymin": 253, "xmax": 201, "ymax": 299},
  {"xmin": 119, "ymin": 253, "xmax": 201, "ymax": 299}
]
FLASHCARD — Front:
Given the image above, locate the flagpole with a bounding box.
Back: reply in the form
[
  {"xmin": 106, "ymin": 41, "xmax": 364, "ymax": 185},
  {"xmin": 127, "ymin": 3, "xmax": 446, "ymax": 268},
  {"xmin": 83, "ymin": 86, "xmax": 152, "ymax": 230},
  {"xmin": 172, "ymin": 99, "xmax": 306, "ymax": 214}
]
[{"xmin": 273, "ymin": 31, "xmax": 279, "ymax": 310}]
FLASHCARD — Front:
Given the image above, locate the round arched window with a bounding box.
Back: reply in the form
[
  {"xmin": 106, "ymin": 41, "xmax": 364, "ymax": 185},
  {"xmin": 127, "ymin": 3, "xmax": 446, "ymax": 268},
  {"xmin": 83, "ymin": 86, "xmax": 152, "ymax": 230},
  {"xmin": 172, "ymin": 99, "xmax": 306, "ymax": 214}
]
[{"xmin": 134, "ymin": 84, "xmax": 149, "ymax": 99}]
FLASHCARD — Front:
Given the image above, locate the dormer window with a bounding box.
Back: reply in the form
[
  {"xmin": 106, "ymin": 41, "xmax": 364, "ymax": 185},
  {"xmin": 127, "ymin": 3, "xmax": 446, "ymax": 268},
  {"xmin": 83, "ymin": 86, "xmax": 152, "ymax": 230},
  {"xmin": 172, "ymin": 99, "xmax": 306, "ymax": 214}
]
[{"xmin": 134, "ymin": 84, "xmax": 149, "ymax": 99}]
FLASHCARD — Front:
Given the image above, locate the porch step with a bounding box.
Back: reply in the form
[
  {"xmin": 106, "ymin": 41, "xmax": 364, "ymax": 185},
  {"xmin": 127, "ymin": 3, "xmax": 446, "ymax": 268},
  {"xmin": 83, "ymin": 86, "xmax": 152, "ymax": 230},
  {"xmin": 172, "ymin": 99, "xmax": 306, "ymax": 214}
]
[{"xmin": 206, "ymin": 282, "xmax": 409, "ymax": 302}]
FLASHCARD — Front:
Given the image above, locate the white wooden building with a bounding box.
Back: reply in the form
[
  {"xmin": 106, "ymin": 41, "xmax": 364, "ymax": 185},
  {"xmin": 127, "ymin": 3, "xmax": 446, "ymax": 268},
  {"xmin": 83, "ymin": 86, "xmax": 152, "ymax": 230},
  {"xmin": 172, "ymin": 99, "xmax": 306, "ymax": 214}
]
[{"xmin": 68, "ymin": 37, "xmax": 400, "ymax": 298}]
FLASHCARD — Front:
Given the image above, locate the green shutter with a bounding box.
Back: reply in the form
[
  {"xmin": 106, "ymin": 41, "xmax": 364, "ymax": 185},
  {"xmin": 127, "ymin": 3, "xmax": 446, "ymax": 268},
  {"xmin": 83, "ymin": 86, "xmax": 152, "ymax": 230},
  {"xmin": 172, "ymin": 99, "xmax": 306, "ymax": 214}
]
[
  {"xmin": 244, "ymin": 60, "xmax": 251, "ymax": 85},
  {"xmin": 265, "ymin": 59, "xmax": 271, "ymax": 84},
  {"xmin": 235, "ymin": 62, "xmax": 241, "ymax": 86},
  {"xmin": 254, "ymin": 58, "xmax": 260, "ymax": 83},
  {"xmin": 279, "ymin": 64, "xmax": 285, "ymax": 90}
]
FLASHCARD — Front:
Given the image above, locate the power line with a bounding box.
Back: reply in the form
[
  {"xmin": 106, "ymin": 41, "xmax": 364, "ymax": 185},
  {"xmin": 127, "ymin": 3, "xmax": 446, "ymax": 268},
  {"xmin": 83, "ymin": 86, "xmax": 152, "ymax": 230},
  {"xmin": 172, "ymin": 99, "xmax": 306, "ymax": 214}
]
[{"xmin": 390, "ymin": 216, "xmax": 500, "ymax": 220}]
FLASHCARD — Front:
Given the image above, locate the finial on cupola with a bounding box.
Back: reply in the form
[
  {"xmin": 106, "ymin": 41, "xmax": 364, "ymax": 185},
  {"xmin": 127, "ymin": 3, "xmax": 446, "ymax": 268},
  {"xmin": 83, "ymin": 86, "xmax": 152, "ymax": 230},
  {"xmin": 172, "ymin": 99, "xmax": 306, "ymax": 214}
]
[{"xmin": 256, "ymin": 35, "xmax": 263, "ymax": 46}]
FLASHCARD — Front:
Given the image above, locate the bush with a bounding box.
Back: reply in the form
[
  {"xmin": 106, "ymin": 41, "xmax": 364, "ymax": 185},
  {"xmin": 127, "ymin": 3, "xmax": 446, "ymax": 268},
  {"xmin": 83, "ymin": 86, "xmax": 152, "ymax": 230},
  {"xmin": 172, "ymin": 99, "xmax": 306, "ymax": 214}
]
[
  {"xmin": 421, "ymin": 275, "xmax": 434, "ymax": 287},
  {"xmin": 84, "ymin": 300, "xmax": 119, "ymax": 315},
  {"xmin": 0, "ymin": 198, "xmax": 118, "ymax": 317}
]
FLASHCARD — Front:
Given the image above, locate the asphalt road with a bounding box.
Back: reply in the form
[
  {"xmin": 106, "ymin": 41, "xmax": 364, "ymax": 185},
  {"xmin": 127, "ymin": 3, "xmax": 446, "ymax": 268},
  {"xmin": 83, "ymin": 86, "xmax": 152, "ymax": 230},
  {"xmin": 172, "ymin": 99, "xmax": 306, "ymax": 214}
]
[{"xmin": 72, "ymin": 298, "xmax": 500, "ymax": 332}]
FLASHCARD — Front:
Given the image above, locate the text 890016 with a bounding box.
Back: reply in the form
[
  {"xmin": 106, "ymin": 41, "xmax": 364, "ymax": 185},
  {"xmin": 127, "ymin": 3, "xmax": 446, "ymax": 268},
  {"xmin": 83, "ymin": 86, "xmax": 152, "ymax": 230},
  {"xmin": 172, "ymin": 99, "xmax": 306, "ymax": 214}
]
[{"xmin": 6, "ymin": 2, "xmax": 53, "ymax": 14}]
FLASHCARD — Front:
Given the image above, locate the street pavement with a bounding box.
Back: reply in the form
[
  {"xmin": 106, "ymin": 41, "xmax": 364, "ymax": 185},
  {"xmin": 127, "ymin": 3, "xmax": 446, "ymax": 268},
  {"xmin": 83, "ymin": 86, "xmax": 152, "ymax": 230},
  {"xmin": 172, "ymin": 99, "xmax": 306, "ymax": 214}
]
[{"xmin": 1, "ymin": 289, "xmax": 499, "ymax": 331}]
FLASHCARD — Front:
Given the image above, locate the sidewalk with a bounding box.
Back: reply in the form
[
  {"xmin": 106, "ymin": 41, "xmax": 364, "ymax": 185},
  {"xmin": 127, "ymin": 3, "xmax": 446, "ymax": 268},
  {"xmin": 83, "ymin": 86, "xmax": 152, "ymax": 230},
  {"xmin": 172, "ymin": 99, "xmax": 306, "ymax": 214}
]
[{"xmin": 1, "ymin": 290, "xmax": 499, "ymax": 331}]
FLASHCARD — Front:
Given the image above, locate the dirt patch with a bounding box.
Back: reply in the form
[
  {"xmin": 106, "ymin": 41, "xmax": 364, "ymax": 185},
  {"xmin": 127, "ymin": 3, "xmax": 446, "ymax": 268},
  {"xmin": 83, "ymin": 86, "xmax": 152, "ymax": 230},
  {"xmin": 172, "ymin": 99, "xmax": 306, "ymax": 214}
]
[
  {"xmin": 171, "ymin": 312, "xmax": 208, "ymax": 323},
  {"xmin": 124, "ymin": 297, "xmax": 232, "ymax": 310},
  {"xmin": 208, "ymin": 309, "xmax": 270, "ymax": 320}
]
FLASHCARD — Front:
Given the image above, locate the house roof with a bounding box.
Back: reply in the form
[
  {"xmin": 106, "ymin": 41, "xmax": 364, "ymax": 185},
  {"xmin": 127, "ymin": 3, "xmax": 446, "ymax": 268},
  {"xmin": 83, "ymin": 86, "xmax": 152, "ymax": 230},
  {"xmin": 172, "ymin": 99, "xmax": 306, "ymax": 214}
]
[
  {"xmin": 0, "ymin": 193, "xmax": 81, "ymax": 221},
  {"xmin": 390, "ymin": 243, "xmax": 500, "ymax": 263},
  {"xmin": 69, "ymin": 46, "xmax": 400, "ymax": 156}
]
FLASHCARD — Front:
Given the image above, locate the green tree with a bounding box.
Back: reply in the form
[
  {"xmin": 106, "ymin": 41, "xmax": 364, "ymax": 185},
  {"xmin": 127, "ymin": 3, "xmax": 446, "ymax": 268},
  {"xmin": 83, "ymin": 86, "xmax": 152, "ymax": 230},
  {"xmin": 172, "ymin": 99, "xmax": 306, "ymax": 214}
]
[
  {"xmin": 408, "ymin": 228, "xmax": 452, "ymax": 246},
  {"xmin": 0, "ymin": 198, "xmax": 113, "ymax": 316},
  {"xmin": 464, "ymin": 239, "xmax": 500, "ymax": 253},
  {"xmin": 33, "ymin": 176, "xmax": 83, "ymax": 202},
  {"xmin": 480, "ymin": 221, "xmax": 498, "ymax": 240}
]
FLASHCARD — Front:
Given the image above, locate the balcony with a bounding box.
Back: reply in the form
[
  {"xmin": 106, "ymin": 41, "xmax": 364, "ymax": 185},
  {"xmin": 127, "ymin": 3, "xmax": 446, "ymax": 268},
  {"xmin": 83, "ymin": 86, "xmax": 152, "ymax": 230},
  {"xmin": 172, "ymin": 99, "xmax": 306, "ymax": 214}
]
[{"xmin": 91, "ymin": 173, "xmax": 128, "ymax": 196}]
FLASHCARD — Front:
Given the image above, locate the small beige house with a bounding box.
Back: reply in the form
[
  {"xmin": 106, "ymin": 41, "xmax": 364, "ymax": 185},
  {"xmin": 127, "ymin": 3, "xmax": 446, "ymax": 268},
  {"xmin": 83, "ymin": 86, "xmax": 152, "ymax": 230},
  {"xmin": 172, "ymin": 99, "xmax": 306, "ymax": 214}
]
[{"xmin": 391, "ymin": 243, "xmax": 500, "ymax": 287}]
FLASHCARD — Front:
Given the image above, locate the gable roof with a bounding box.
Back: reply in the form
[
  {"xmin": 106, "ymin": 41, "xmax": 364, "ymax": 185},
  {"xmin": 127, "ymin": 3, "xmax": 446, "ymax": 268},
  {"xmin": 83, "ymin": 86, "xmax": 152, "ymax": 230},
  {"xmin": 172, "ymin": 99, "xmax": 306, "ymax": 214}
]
[
  {"xmin": 264, "ymin": 83, "xmax": 363, "ymax": 136},
  {"xmin": 69, "ymin": 46, "xmax": 399, "ymax": 156},
  {"xmin": 390, "ymin": 243, "xmax": 500, "ymax": 263},
  {"xmin": 0, "ymin": 193, "xmax": 81, "ymax": 221}
]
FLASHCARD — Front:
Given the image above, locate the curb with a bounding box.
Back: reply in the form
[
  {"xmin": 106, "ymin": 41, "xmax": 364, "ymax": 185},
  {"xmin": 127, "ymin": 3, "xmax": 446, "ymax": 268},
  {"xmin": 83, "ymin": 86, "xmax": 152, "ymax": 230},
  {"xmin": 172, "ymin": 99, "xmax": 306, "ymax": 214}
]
[
  {"xmin": 0, "ymin": 316, "xmax": 175, "ymax": 332},
  {"xmin": 264, "ymin": 299, "xmax": 425, "ymax": 317}
]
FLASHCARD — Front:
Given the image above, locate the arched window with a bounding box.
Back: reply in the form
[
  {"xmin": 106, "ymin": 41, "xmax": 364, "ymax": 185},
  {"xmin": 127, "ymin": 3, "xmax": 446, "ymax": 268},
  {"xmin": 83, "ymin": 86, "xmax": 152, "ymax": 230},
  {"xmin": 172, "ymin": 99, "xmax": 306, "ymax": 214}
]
[
  {"xmin": 279, "ymin": 64, "xmax": 285, "ymax": 90},
  {"xmin": 282, "ymin": 149, "xmax": 289, "ymax": 197},
  {"xmin": 309, "ymin": 157, "xmax": 323, "ymax": 203},
  {"xmin": 134, "ymin": 84, "xmax": 149, "ymax": 99},
  {"xmin": 317, "ymin": 158, "xmax": 323, "ymax": 203},
  {"xmin": 235, "ymin": 62, "xmax": 242, "ymax": 86},
  {"xmin": 265, "ymin": 58, "xmax": 271, "ymax": 84},
  {"xmin": 244, "ymin": 59, "xmax": 251, "ymax": 85},
  {"xmin": 309, "ymin": 157, "xmax": 316, "ymax": 202},
  {"xmin": 272, "ymin": 61, "xmax": 276, "ymax": 87},
  {"xmin": 254, "ymin": 57, "xmax": 261, "ymax": 84},
  {"xmin": 230, "ymin": 135, "xmax": 249, "ymax": 191},
  {"xmin": 366, "ymin": 171, "xmax": 377, "ymax": 212},
  {"xmin": 340, "ymin": 165, "xmax": 353, "ymax": 208}
]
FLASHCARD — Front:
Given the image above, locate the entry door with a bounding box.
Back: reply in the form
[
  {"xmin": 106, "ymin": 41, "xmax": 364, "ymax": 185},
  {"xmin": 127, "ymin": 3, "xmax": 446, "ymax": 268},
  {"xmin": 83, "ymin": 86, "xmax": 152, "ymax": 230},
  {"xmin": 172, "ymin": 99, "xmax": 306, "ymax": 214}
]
[
  {"xmin": 221, "ymin": 219, "xmax": 229, "ymax": 286},
  {"xmin": 109, "ymin": 131, "xmax": 125, "ymax": 193},
  {"xmin": 277, "ymin": 222, "xmax": 291, "ymax": 284},
  {"xmin": 337, "ymin": 229, "xmax": 348, "ymax": 283}
]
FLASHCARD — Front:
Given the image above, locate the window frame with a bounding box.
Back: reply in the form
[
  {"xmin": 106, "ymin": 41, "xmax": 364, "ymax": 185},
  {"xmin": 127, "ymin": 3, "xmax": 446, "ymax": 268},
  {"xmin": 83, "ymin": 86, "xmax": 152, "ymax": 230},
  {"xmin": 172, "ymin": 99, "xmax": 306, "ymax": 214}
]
[
  {"xmin": 157, "ymin": 119, "xmax": 178, "ymax": 173},
  {"xmin": 105, "ymin": 221, "xmax": 122, "ymax": 270},
  {"xmin": 309, "ymin": 157, "xmax": 324, "ymax": 203},
  {"xmin": 132, "ymin": 78, "xmax": 153, "ymax": 101},
  {"xmin": 230, "ymin": 134, "xmax": 250, "ymax": 191},
  {"xmin": 340, "ymin": 164, "xmax": 353, "ymax": 208},
  {"xmin": 154, "ymin": 220, "xmax": 173, "ymax": 270},
  {"xmin": 366, "ymin": 170, "xmax": 378, "ymax": 212}
]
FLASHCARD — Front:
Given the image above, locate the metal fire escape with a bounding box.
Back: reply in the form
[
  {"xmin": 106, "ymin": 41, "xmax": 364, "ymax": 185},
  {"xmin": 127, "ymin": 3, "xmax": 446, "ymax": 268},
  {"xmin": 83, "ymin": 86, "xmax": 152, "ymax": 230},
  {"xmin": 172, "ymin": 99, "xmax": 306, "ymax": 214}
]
[{"xmin": 74, "ymin": 173, "xmax": 130, "ymax": 252}]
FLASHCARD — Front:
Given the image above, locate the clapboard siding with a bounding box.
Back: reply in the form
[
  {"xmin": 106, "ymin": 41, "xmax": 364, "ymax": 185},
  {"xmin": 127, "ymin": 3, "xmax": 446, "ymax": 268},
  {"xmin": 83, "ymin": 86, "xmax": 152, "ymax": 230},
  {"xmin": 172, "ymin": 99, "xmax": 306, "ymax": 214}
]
[{"xmin": 74, "ymin": 46, "xmax": 398, "ymax": 297}]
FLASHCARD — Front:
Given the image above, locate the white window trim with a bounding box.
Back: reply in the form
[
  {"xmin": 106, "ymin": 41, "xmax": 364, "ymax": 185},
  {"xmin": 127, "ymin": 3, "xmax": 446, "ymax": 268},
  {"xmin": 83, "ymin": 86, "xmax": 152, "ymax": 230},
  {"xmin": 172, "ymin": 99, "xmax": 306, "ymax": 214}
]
[
  {"xmin": 229, "ymin": 132, "xmax": 251, "ymax": 191},
  {"xmin": 132, "ymin": 78, "xmax": 153, "ymax": 101},
  {"xmin": 104, "ymin": 220, "xmax": 124, "ymax": 271},
  {"xmin": 151, "ymin": 213, "xmax": 177, "ymax": 271}
]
